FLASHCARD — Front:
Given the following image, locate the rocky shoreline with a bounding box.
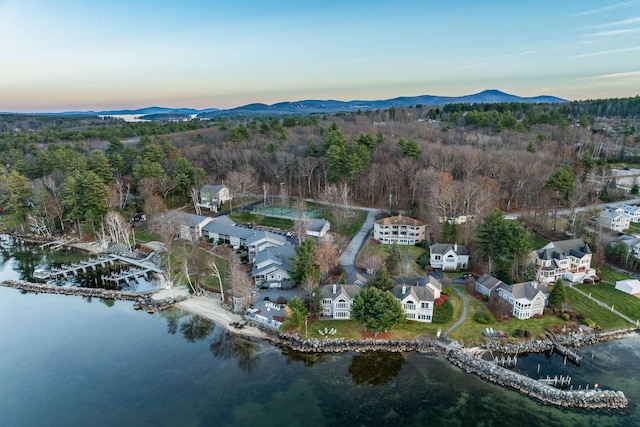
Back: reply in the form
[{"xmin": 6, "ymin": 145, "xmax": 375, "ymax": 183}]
[
  {"xmin": 0, "ymin": 280, "xmax": 185, "ymax": 313},
  {"xmin": 1, "ymin": 279, "xmax": 632, "ymax": 410}
]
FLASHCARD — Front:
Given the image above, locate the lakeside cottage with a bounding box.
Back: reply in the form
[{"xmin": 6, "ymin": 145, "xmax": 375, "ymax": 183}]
[
  {"xmin": 495, "ymin": 280, "xmax": 550, "ymax": 320},
  {"xmin": 529, "ymin": 238, "xmax": 595, "ymax": 284},
  {"xmin": 197, "ymin": 184, "xmax": 232, "ymax": 212},
  {"xmin": 320, "ymin": 283, "xmax": 364, "ymax": 319},
  {"xmin": 391, "ymin": 275, "xmax": 442, "ymax": 322}
]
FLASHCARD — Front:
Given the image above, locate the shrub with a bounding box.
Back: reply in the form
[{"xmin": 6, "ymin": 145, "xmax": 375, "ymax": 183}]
[
  {"xmin": 441, "ymin": 288, "xmax": 451, "ymax": 296},
  {"xmin": 524, "ymin": 330, "xmax": 532, "ymax": 338},
  {"xmin": 276, "ymin": 296, "xmax": 287, "ymax": 305},
  {"xmin": 515, "ymin": 328, "xmax": 525, "ymax": 337},
  {"xmin": 264, "ymin": 296, "xmax": 270, "ymax": 301},
  {"xmin": 434, "ymin": 297, "xmax": 445, "ymax": 306},
  {"xmin": 561, "ymin": 312, "xmax": 570, "ymax": 321},
  {"xmin": 473, "ymin": 312, "xmax": 492, "ymax": 324},
  {"xmin": 440, "ymin": 294, "xmax": 449, "ymax": 301}
]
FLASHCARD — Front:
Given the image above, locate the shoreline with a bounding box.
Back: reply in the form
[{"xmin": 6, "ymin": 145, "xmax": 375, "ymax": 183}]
[{"xmin": 1, "ymin": 279, "xmax": 633, "ymax": 410}]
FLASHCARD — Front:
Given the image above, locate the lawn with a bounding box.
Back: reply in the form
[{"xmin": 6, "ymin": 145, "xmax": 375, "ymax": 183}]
[
  {"xmin": 528, "ymin": 230, "xmax": 550, "ymax": 250},
  {"xmin": 574, "ymin": 282, "xmax": 640, "ymax": 323},
  {"xmin": 356, "ymin": 242, "xmax": 427, "ymax": 277},
  {"xmin": 320, "ymin": 209, "xmax": 366, "ymax": 239},
  {"xmin": 565, "ymin": 287, "xmax": 630, "ymax": 330},
  {"xmin": 598, "ymin": 265, "xmax": 634, "ymax": 284},
  {"xmin": 228, "ymin": 211, "xmax": 293, "ymax": 230}
]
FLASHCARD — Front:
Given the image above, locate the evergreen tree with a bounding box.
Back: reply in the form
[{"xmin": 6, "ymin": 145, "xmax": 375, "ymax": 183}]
[
  {"xmin": 370, "ymin": 265, "xmax": 394, "ymax": 291},
  {"xmin": 548, "ymin": 278, "xmax": 567, "ymax": 310},
  {"xmin": 290, "ymin": 238, "xmax": 319, "ymax": 284},
  {"xmin": 351, "ymin": 287, "xmax": 405, "ymax": 336},
  {"xmin": 281, "ymin": 296, "xmax": 307, "ymax": 331}
]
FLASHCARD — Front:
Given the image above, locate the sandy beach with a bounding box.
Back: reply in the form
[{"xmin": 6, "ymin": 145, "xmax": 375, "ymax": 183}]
[{"xmin": 176, "ymin": 295, "xmax": 268, "ymax": 339}]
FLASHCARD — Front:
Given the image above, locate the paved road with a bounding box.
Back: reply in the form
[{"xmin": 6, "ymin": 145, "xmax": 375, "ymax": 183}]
[
  {"xmin": 444, "ymin": 286, "xmax": 468, "ymax": 337},
  {"xmin": 340, "ymin": 209, "xmax": 380, "ymax": 283},
  {"xmin": 568, "ymin": 284, "xmax": 637, "ymax": 325}
]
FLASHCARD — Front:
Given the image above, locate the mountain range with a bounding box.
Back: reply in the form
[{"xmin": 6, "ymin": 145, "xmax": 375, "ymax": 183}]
[{"xmin": 33, "ymin": 90, "xmax": 568, "ymax": 119}]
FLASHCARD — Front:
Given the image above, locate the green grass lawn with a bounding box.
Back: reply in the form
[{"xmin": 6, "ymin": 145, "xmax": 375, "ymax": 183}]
[
  {"xmin": 598, "ymin": 265, "xmax": 634, "ymax": 284},
  {"xmin": 574, "ymin": 282, "xmax": 640, "ymax": 323},
  {"xmin": 320, "ymin": 209, "xmax": 366, "ymax": 239},
  {"xmin": 565, "ymin": 287, "xmax": 630, "ymax": 330},
  {"xmin": 356, "ymin": 242, "xmax": 427, "ymax": 277},
  {"xmin": 228, "ymin": 211, "xmax": 293, "ymax": 230},
  {"xmin": 529, "ymin": 231, "xmax": 550, "ymax": 250}
]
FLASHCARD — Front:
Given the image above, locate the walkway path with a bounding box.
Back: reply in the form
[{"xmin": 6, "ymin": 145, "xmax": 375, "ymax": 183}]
[
  {"xmin": 569, "ymin": 284, "xmax": 637, "ymax": 325},
  {"xmin": 444, "ymin": 286, "xmax": 468, "ymax": 337}
]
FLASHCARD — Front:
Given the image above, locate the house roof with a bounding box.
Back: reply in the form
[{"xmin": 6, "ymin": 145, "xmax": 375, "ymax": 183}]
[
  {"xmin": 202, "ymin": 219, "xmax": 256, "ymax": 240},
  {"xmin": 600, "ymin": 210, "xmax": 630, "ymax": 220},
  {"xmin": 375, "ymin": 215, "xmax": 425, "ymax": 227},
  {"xmin": 246, "ymin": 230, "xmax": 287, "ymax": 246},
  {"xmin": 621, "ymin": 204, "xmax": 640, "ymax": 214},
  {"xmin": 253, "ymin": 244, "xmax": 296, "ymax": 270},
  {"xmin": 535, "ymin": 238, "xmax": 591, "ymax": 261},
  {"xmin": 320, "ymin": 283, "xmax": 363, "ymax": 300},
  {"xmin": 307, "ymin": 218, "xmax": 330, "ymax": 233},
  {"xmin": 430, "ymin": 243, "xmax": 469, "ymax": 256},
  {"xmin": 163, "ymin": 211, "xmax": 210, "ymax": 228},
  {"xmin": 391, "ymin": 284, "xmax": 436, "ymax": 302},
  {"xmin": 476, "ymin": 274, "xmax": 503, "ymax": 290},
  {"xmin": 496, "ymin": 281, "xmax": 549, "ymax": 301},
  {"xmin": 200, "ymin": 184, "xmax": 227, "ymax": 194}
]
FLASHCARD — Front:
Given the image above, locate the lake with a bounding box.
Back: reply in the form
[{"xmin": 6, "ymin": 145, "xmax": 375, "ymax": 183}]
[{"xmin": 0, "ymin": 245, "xmax": 639, "ymax": 426}]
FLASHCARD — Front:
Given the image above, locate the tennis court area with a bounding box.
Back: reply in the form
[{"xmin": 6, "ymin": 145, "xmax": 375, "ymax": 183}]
[{"xmin": 252, "ymin": 205, "xmax": 324, "ymax": 219}]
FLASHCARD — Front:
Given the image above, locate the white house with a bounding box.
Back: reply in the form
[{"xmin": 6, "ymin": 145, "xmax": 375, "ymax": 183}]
[
  {"xmin": 599, "ymin": 210, "xmax": 631, "ymax": 232},
  {"xmin": 495, "ymin": 281, "xmax": 550, "ymax": 319},
  {"xmin": 197, "ymin": 184, "xmax": 232, "ymax": 212},
  {"xmin": 391, "ymin": 276, "xmax": 442, "ymax": 322},
  {"xmin": 306, "ymin": 218, "xmax": 331, "ymax": 238},
  {"xmin": 529, "ymin": 239, "xmax": 594, "ymax": 283},
  {"xmin": 252, "ymin": 244, "xmax": 296, "ymax": 289},
  {"xmin": 429, "ymin": 243, "xmax": 469, "ymax": 271},
  {"xmin": 202, "ymin": 216, "xmax": 255, "ymax": 248},
  {"xmin": 373, "ymin": 215, "xmax": 426, "ymax": 245},
  {"xmin": 620, "ymin": 204, "xmax": 640, "ymax": 223},
  {"xmin": 615, "ymin": 279, "xmax": 640, "ymax": 295},
  {"xmin": 320, "ymin": 283, "xmax": 363, "ymax": 319}
]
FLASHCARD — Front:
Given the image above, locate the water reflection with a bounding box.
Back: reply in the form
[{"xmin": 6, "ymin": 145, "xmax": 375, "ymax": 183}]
[
  {"xmin": 179, "ymin": 314, "xmax": 215, "ymax": 342},
  {"xmin": 348, "ymin": 352, "xmax": 406, "ymax": 386},
  {"xmin": 281, "ymin": 349, "xmax": 330, "ymax": 367},
  {"xmin": 209, "ymin": 329, "xmax": 261, "ymax": 373}
]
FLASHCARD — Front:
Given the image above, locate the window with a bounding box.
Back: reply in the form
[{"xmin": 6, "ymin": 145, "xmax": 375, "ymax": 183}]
[
  {"xmin": 322, "ymin": 299, "xmax": 331, "ymax": 305},
  {"xmin": 404, "ymin": 302, "xmax": 416, "ymax": 310},
  {"xmin": 335, "ymin": 301, "xmax": 349, "ymax": 309},
  {"xmin": 406, "ymin": 313, "xmax": 416, "ymax": 319},
  {"xmin": 421, "ymin": 302, "xmax": 430, "ymax": 309},
  {"xmin": 335, "ymin": 311, "xmax": 348, "ymax": 318}
]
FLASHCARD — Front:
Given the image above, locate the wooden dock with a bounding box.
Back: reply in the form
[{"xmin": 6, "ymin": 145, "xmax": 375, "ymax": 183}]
[
  {"xmin": 33, "ymin": 256, "xmax": 116, "ymax": 280},
  {"xmin": 545, "ymin": 330, "xmax": 583, "ymax": 365},
  {"xmin": 538, "ymin": 375, "xmax": 572, "ymax": 387}
]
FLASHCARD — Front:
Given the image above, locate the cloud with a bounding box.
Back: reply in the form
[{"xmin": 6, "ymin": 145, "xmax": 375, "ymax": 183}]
[
  {"xmin": 592, "ymin": 16, "xmax": 640, "ymax": 28},
  {"xmin": 592, "ymin": 70, "xmax": 640, "ymax": 79},
  {"xmin": 572, "ymin": 46, "xmax": 640, "ymax": 58},
  {"xmin": 588, "ymin": 28, "xmax": 640, "ymax": 37},
  {"xmin": 575, "ymin": 1, "xmax": 636, "ymax": 16}
]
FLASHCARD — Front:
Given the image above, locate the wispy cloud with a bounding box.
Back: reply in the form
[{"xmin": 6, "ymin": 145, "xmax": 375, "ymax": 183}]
[
  {"xmin": 593, "ymin": 16, "xmax": 640, "ymax": 28},
  {"xmin": 573, "ymin": 46, "xmax": 640, "ymax": 58},
  {"xmin": 576, "ymin": 1, "xmax": 636, "ymax": 16},
  {"xmin": 588, "ymin": 28, "xmax": 640, "ymax": 37},
  {"xmin": 592, "ymin": 70, "xmax": 640, "ymax": 79}
]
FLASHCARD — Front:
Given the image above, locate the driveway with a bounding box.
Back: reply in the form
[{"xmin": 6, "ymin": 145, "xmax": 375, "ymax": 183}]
[{"xmin": 339, "ymin": 209, "xmax": 379, "ymax": 283}]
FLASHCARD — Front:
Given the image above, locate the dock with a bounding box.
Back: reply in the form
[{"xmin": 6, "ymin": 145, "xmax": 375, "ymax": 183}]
[
  {"xmin": 538, "ymin": 375, "xmax": 572, "ymax": 387},
  {"xmin": 545, "ymin": 330, "xmax": 583, "ymax": 365},
  {"xmin": 103, "ymin": 267, "xmax": 152, "ymax": 285},
  {"xmin": 33, "ymin": 256, "xmax": 117, "ymax": 280}
]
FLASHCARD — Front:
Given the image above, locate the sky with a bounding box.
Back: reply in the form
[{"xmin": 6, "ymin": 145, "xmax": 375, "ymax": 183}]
[{"xmin": 1, "ymin": 0, "xmax": 639, "ymax": 112}]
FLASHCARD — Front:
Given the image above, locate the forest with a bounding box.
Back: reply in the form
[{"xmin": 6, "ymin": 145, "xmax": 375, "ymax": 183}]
[{"xmin": 0, "ymin": 98, "xmax": 639, "ymax": 280}]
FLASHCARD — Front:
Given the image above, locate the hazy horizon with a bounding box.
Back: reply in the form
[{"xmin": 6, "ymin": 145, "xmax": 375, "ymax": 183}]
[{"xmin": 1, "ymin": 0, "xmax": 639, "ymax": 113}]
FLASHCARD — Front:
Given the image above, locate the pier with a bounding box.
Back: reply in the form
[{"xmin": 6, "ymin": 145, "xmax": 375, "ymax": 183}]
[
  {"xmin": 33, "ymin": 256, "xmax": 117, "ymax": 280},
  {"xmin": 545, "ymin": 330, "xmax": 583, "ymax": 365},
  {"xmin": 538, "ymin": 375, "xmax": 572, "ymax": 387}
]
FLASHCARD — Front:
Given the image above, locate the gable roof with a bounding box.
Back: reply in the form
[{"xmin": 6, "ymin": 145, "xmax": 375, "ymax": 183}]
[
  {"xmin": 320, "ymin": 283, "xmax": 363, "ymax": 300},
  {"xmin": 536, "ymin": 238, "xmax": 591, "ymax": 261},
  {"xmin": 307, "ymin": 218, "xmax": 330, "ymax": 233},
  {"xmin": 476, "ymin": 274, "xmax": 503, "ymax": 290},
  {"xmin": 430, "ymin": 243, "xmax": 469, "ymax": 256},
  {"xmin": 202, "ymin": 219, "xmax": 256, "ymax": 240},
  {"xmin": 375, "ymin": 215, "xmax": 425, "ymax": 227},
  {"xmin": 391, "ymin": 284, "xmax": 436, "ymax": 302},
  {"xmin": 200, "ymin": 184, "xmax": 227, "ymax": 194},
  {"xmin": 163, "ymin": 211, "xmax": 210, "ymax": 228},
  {"xmin": 496, "ymin": 281, "xmax": 549, "ymax": 301}
]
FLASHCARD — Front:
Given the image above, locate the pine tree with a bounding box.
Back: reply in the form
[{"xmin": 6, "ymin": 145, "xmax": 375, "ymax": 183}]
[
  {"xmin": 548, "ymin": 278, "xmax": 567, "ymax": 310},
  {"xmin": 385, "ymin": 242, "xmax": 402, "ymax": 275}
]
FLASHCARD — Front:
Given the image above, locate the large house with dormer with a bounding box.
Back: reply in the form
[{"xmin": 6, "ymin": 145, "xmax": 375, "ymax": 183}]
[
  {"xmin": 252, "ymin": 244, "xmax": 296, "ymax": 288},
  {"xmin": 373, "ymin": 215, "xmax": 426, "ymax": 245},
  {"xmin": 430, "ymin": 243, "xmax": 469, "ymax": 271},
  {"xmin": 197, "ymin": 184, "xmax": 232, "ymax": 212},
  {"xmin": 529, "ymin": 238, "xmax": 594, "ymax": 283},
  {"xmin": 391, "ymin": 275, "xmax": 442, "ymax": 322},
  {"xmin": 495, "ymin": 280, "xmax": 550, "ymax": 319},
  {"xmin": 599, "ymin": 209, "xmax": 631, "ymax": 232},
  {"xmin": 162, "ymin": 211, "xmax": 213, "ymax": 241},
  {"xmin": 320, "ymin": 283, "xmax": 364, "ymax": 319}
]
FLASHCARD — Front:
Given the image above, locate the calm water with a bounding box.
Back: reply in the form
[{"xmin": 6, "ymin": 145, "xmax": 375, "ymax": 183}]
[{"xmin": 1, "ymin": 248, "xmax": 639, "ymax": 426}]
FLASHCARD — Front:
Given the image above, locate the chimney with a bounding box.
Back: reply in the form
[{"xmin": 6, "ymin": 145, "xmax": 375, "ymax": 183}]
[
  {"xmin": 454, "ymin": 242, "xmax": 458, "ymax": 252},
  {"xmin": 531, "ymin": 281, "xmax": 537, "ymax": 289},
  {"xmin": 402, "ymin": 284, "xmax": 406, "ymax": 294},
  {"xmin": 333, "ymin": 283, "xmax": 337, "ymax": 295},
  {"xmin": 278, "ymin": 252, "xmax": 282, "ymax": 260}
]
